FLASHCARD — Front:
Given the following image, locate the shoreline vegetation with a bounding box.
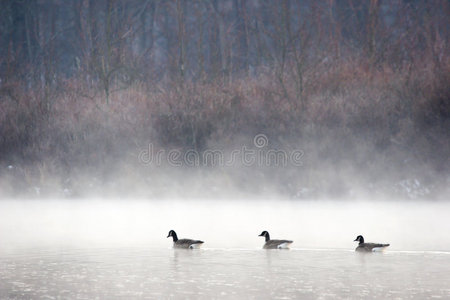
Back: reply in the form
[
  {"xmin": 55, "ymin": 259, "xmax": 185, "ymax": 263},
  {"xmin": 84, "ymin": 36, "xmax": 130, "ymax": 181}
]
[{"xmin": 0, "ymin": 1, "xmax": 448, "ymax": 199}]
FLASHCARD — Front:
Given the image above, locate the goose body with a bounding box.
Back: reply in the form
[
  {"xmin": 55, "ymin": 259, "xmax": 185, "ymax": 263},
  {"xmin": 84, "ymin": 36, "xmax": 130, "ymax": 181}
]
[
  {"xmin": 259, "ymin": 231, "xmax": 293, "ymax": 249},
  {"xmin": 354, "ymin": 235, "xmax": 389, "ymax": 252},
  {"xmin": 167, "ymin": 230, "xmax": 204, "ymax": 249}
]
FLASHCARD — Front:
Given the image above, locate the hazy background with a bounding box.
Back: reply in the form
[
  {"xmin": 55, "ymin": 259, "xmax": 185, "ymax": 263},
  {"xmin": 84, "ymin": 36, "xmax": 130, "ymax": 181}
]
[{"xmin": 0, "ymin": 0, "xmax": 449, "ymax": 199}]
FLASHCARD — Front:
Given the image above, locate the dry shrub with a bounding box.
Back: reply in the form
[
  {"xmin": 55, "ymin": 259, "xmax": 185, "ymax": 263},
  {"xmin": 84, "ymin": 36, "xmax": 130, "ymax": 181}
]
[{"xmin": 0, "ymin": 51, "xmax": 448, "ymax": 198}]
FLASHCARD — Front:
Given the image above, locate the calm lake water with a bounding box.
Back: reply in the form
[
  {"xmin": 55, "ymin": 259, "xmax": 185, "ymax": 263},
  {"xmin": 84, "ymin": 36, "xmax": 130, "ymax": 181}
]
[
  {"xmin": 0, "ymin": 247, "xmax": 449, "ymax": 299},
  {"xmin": 1, "ymin": 199, "xmax": 449, "ymax": 299}
]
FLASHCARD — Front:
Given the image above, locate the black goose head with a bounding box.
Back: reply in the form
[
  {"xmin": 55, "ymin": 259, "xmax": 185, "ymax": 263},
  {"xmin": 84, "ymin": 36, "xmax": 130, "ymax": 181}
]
[
  {"xmin": 167, "ymin": 230, "xmax": 178, "ymax": 242},
  {"xmin": 354, "ymin": 235, "xmax": 364, "ymax": 244},
  {"xmin": 259, "ymin": 231, "xmax": 270, "ymax": 242}
]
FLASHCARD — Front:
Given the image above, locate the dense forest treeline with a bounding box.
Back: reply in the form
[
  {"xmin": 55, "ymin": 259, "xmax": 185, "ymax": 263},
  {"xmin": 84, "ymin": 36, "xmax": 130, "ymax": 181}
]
[{"xmin": 0, "ymin": 0, "xmax": 449, "ymax": 198}]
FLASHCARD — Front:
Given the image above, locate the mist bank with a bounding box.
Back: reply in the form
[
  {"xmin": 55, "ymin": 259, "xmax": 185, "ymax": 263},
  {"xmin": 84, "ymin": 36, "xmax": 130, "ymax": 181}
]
[
  {"xmin": 0, "ymin": 158, "xmax": 448, "ymax": 200},
  {"xmin": 1, "ymin": 199, "xmax": 450, "ymax": 251}
]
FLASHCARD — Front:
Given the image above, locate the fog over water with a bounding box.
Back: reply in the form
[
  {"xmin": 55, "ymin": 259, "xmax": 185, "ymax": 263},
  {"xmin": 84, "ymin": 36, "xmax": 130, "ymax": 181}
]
[
  {"xmin": 1, "ymin": 199, "xmax": 450, "ymax": 299},
  {"xmin": 1, "ymin": 199, "xmax": 449, "ymax": 251}
]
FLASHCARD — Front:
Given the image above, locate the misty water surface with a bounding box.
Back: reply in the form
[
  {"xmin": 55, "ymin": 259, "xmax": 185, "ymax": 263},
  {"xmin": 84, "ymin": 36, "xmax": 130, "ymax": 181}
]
[{"xmin": 0, "ymin": 199, "xmax": 449, "ymax": 299}]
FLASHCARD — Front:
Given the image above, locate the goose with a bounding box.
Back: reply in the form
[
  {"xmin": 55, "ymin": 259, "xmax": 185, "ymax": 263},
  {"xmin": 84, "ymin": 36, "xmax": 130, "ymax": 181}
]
[
  {"xmin": 259, "ymin": 231, "xmax": 293, "ymax": 249},
  {"xmin": 167, "ymin": 230, "xmax": 204, "ymax": 249},
  {"xmin": 354, "ymin": 235, "xmax": 390, "ymax": 252}
]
